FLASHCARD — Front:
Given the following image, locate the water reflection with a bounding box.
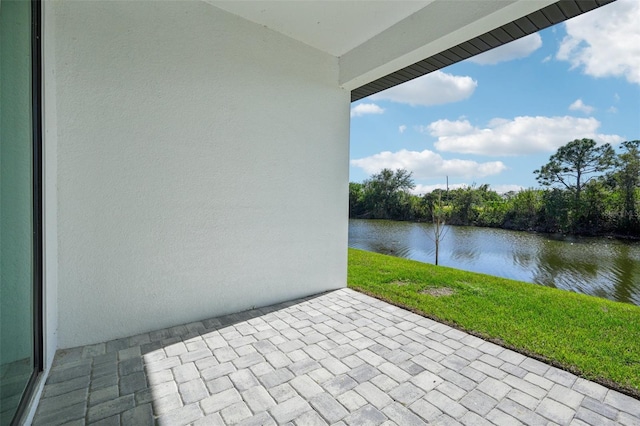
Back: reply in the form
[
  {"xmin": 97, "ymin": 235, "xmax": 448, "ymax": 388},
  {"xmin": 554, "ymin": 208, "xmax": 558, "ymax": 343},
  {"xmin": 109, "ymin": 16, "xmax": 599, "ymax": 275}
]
[
  {"xmin": 612, "ymin": 244, "xmax": 640, "ymax": 305},
  {"xmin": 448, "ymin": 228, "xmax": 480, "ymax": 262},
  {"xmin": 348, "ymin": 219, "xmax": 640, "ymax": 306}
]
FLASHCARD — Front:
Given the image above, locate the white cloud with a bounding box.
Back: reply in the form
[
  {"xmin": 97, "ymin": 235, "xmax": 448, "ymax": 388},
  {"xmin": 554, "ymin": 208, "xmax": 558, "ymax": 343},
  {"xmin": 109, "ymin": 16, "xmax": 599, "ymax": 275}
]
[
  {"xmin": 350, "ymin": 103, "xmax": 384, "ymax": 117},
  {"xmin": 429, "ymin": 116, "xmax": 623, "ymax": 156},
  {"xmin": 608, "ymin": 106, "xmax": 618, "ymax": 113},
  {"xmin": 350, "ymin": 149, "xmax": 507, "ymax": 180},
  {"xmin": 399, "ymin": 125, "xmax": 407, "ymax": 134},
  {"xmin": 427, "ymin": 119, "xmax": 474, "ymax": 136},
  {"xmin": 369, "ymin": 71, "xmax": 477, "ymax": 106},
  {"xmin": 568, "ymin": 99, "xmax": 594, "ymax": 114},
  {"xmin": 468, "ymin": 33, "xmax": 542, "ymax": 65},
  {"xmin": 556, "ymin": 0, "xmax": 640, "ymax": 84}
]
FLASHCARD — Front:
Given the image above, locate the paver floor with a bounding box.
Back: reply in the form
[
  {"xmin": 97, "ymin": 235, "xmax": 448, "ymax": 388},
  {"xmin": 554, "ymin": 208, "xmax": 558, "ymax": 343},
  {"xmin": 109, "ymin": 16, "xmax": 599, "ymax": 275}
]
[{"xmin": 33, "ymin": 288, "xmax": 639, "ymax": 425}]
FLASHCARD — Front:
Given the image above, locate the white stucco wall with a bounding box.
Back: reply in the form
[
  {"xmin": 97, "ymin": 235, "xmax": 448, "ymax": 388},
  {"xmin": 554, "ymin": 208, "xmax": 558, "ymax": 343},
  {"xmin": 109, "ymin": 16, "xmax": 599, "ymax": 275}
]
[
  {"xmin": 50, "ymin": 1, "xmax": 349, "ymax": 348},
  {"xmin": 43, "ymin": 0, "xmax": 59, "ymax": 368}
]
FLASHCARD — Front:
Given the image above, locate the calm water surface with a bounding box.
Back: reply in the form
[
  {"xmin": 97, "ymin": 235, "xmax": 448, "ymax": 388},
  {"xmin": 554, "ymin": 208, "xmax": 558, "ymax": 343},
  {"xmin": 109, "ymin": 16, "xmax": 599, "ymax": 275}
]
[{"xmin": 349, "ymin": 219, "xmax": 640, "ymax": 306}]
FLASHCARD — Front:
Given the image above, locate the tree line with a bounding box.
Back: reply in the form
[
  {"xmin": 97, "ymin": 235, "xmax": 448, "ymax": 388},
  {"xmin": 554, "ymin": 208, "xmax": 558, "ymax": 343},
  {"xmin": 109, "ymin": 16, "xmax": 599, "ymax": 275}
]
[{"xmin": 349, "ymin": 139, "xmax": 640, "ymax": 238}]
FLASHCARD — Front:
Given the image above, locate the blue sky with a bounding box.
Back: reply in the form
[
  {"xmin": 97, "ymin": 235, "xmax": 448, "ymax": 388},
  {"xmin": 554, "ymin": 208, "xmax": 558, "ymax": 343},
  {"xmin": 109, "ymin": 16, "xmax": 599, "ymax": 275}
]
[{"xmin": 349, "ymin": 0, "xmax": 640, "ymax": 195}]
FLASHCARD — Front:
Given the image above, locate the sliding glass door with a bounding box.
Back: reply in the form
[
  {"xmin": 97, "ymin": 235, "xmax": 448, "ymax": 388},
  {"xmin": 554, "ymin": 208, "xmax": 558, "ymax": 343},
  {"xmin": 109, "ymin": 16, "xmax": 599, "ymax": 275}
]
[{"xmin": 0, "ymin": 0, "xmax": 42, "ymax": 424}]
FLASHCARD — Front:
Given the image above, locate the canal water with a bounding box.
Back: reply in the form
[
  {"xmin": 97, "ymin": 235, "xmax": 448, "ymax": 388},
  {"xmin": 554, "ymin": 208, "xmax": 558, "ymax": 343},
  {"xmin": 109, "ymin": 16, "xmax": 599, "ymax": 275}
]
[{"xmin": 348, "ymin": 219, "xmax": 640, "ymax": 306}]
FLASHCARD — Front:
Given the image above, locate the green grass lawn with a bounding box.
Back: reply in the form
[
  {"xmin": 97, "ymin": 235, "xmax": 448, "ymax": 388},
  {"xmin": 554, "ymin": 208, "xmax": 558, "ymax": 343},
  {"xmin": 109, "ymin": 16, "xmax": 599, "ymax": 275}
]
[{"xmin": 347, "ymin": 248, "xmax": 640, "ymax": 397}]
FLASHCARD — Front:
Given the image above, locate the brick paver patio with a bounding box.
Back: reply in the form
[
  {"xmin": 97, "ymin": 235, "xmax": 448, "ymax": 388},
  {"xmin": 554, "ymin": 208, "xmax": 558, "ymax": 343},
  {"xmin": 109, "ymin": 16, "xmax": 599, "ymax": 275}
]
[{"xmin": 33, "ymin": 288, "xmax": 639, "ymax": 425}]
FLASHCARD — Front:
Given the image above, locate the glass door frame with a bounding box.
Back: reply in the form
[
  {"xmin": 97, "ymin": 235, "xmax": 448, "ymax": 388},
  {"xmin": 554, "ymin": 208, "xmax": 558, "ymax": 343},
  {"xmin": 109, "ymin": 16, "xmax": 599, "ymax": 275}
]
[{"xmin": 11, "ymin": 0, "xmax": 43, "ymax": 423}]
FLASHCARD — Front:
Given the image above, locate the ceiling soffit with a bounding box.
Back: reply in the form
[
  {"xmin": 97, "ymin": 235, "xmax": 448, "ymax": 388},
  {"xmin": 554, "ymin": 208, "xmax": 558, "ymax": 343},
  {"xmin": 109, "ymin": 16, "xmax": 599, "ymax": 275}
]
[
  {"xmin": 351, "ymin": 0, "xmax": 616, "ymax": 101},
  {"xmin": 208, "ymin": 1, "xmax": 434, "ymax": 57}
]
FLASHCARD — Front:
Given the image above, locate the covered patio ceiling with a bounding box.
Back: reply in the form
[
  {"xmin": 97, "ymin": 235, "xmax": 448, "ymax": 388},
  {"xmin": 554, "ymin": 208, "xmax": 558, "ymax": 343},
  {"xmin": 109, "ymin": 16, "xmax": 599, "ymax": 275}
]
[
  {"xmin": 351, "ymin": 0, "xmax": 616, "ymax": 101},
  {"xmin": 208, "ymin": 0, "xmax": 616, "ymax": 101}
]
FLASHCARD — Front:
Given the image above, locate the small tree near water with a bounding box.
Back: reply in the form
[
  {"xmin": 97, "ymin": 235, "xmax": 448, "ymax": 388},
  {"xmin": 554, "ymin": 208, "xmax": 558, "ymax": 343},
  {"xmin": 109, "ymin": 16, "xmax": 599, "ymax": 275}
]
[{"xmin": 430, "ymin": 193, "xmax": 448, "ymax": 265}]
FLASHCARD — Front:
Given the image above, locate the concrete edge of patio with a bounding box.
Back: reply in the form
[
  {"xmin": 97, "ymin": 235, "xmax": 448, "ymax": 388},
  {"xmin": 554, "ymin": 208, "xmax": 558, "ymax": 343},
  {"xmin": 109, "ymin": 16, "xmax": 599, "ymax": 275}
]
[{"xmin": 33, "ymin": 288, "xmax": 640, "ymax": 425}]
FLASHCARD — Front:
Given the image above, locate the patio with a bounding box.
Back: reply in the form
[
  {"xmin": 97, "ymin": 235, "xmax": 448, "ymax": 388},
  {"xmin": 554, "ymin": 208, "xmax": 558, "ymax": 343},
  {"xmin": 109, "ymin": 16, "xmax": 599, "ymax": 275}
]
[{"xmin": 33, "ymin": 289, "xmax": 639, "ymax": 425}]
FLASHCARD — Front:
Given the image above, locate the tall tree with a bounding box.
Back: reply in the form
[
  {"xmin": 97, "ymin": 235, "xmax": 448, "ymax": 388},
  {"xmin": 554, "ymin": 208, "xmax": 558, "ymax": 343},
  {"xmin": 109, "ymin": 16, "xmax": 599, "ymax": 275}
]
[
  {"xmin": 348, "ymin": 182, "xmax": 366, "ymax": 218},
  {"xmin": 614, "ymin": 140, "xmax": 640, "ymax": 229},
  {"xmin": 534, "ymin": 138, "xmax": 615, "ymax": 211},
  {"xmin": 448, "ymin": 185, "xmax": 484, "ymax": 225},
  {"xmin": 362, "ymin": 168, "xmax": 415, "ymax": 219},
  {"xmin": 507, "ymin": 188, "xmax": 543, "ymax": 230}
]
